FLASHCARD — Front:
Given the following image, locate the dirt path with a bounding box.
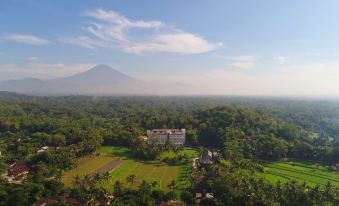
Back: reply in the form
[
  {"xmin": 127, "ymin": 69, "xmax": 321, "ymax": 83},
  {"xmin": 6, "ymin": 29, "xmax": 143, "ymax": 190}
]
[{"xmin": 93, "ymin": 158, "xmax": 123, "ymax": 174}]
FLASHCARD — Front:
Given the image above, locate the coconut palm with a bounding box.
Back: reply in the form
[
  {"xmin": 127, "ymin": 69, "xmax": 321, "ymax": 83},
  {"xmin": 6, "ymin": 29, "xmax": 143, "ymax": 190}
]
[
  {"xmin": 126, "ymin": 174, "xmax": 137, "ymax": 186},
  {"xmin": 151, "ymin": 181, "xmax": 158, "ymax": 188},
  {"xmin": 103, "ymin": 171, "xmax": 110, "ymax": 182},
  {"xmin": 167, "ymin": 180, "xmax": 177, "ymax": 190},
  {"xmin": 72, "ymin": 174, "xmax": 81, "ymax": 186},
  {"xmin": 113, "ymin": 181, "xmax": 123, "ymax": 196}
]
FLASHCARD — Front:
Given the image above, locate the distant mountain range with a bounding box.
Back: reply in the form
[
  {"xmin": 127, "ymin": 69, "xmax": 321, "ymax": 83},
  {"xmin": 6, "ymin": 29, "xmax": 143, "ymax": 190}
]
[
  {"xmin": 0, "ymin": 65, "xmax": 143, "ymax": 95},
  {"xmin": 0, "ymin": 65, "xmax": 192, "ymax": 95}
]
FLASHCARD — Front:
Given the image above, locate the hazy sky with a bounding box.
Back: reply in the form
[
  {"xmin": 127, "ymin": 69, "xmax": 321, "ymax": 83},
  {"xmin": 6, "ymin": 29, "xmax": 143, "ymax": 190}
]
[{"xmin": 1, "ymin": 0, "xmax": 339, "ymax": 96}]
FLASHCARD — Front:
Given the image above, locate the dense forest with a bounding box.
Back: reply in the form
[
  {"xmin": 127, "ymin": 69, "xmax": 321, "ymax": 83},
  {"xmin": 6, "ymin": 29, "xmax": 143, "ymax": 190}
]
[{"xmin": 0, "ymin": 92, "xmax": 338, "ymax": 205}]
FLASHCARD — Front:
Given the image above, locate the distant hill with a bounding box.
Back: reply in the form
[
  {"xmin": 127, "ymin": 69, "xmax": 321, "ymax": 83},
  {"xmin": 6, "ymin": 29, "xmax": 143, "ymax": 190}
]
[{"xmin": 0, "ymin": 65, "xmax": 144, "ymax": 95}]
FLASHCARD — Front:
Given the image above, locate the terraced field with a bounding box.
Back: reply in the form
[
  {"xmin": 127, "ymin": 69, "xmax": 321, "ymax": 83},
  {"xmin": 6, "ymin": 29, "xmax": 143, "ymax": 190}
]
[
  {"xmin": 63, "ymin": 146, "xmax": 198, "ymax": 192},
  {"xmin": 258, "ymin": 161, "xmax": 339, "ymax": 187},
  {"xmin": 98, "ymin": 146, "xmax": 198, "ymax": 192},
  {"xmin": 61, "ymin": 153, "xmax": 119, "ymax": 186}
]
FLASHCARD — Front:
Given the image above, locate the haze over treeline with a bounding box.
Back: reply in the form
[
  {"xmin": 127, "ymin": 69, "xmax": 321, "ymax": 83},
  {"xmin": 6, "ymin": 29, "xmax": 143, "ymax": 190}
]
[{"xmin": 2, "ymin": 1, "xmax": 339, "ymax": 96}]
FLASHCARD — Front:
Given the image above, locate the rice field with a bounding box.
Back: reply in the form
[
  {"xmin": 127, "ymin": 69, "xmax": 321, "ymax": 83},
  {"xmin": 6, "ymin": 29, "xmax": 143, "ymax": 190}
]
[
  {"xmin": 61, "ymin": 153, "xmax": 120, "ymax": 186},
  {"xmin": 99, "ymin": 146, "xmax": 198, "ymax": 192},
  {"xmin": 62, "ymin": 146, "xmax": 198, "ymax": 192},
  {"xmin": 258, "ymin": 161, "xmax": 339, "ymax": 187}
]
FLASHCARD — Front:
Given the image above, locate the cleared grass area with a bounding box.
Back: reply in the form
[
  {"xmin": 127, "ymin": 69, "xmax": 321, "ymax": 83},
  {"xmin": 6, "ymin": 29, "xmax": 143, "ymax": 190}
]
[
  {"xmin": 61, "ymin": 153, "xmax": 118, "ymax": 186},
  {"xmin": 99, "ymin": 146, "xmax": 198, "ymax": 192},
  {"xmin": 62, "ymin": 146, "xmax": 198, "ymax": 192},
  {"xmin": 258, "ymin": 161, "xmax": 339, "ymax": 187}
]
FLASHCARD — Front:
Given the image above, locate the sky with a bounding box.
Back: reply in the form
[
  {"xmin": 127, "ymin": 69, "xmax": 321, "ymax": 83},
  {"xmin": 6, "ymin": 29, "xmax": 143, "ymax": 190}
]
[{"xmin": 1, "ymin": 0, "xmax": 339, "ymax": 96}]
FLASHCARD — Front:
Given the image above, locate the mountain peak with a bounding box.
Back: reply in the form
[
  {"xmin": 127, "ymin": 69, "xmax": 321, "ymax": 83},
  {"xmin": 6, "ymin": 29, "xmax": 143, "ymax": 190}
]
[
  {"xmin": 62, "ymin": 64, "xmax": 138, "ymax": 83},
  {"xmin": 84, "ymin": 64, "xmax": 119, "ymax": 74},
  {"xmin": 0, "ymin": 64, "xmax": 142, "ymax": 95},
  {"xmin": 90, "ymin": 64, "xmax": 114, "ymax": 71}
]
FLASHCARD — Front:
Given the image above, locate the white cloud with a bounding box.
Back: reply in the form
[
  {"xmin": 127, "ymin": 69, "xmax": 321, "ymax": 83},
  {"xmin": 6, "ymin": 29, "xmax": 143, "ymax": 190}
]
[
  {"xmin": 27, "ymin": 57, "xmax": 40, "ymax": 61},
  {"xmin": 124, "ymin": 33, "xmax": 223, "ymax": 54},
  {"xmin": 273, "ymin": 56, "xmax": 287, "ymax": 64},
  {"xmin": 83, "ymin": 9, "xmax": 163, "ymax": 42},
  {"xmin": 62, "ymin": 9, "xmax": 222, "ymax": 54},
  {"xmin": 230, "ymin": 61, "xmax": 256, "ymax": 69},
  {"xmin": 59, "ymin": 36, "xmax": 109, "ymax": 50},
  {"xmin": 3, "ymin": 34, "xmax": 49, "ymax": 45},
  {"xmin": 215, "ymin": 54, "xmax": 257, "ymax": 69}
]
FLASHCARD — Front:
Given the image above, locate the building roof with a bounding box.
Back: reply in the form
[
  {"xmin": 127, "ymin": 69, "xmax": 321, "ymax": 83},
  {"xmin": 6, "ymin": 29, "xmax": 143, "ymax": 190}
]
[
  {"xmin": 148, "ymin": 129, "xmax": 184, "ymax": 135},
  {"xmin": 159, "ymin": 200, "xmax": 185, "ymax": 206},
  {"xmin": 202, "ymin": 150, "xmax": 213, "ymax": 159},
  {"xmin": 32, "ymin": 197, "xmax": 57, "ymax": 206},
  {"xmin": 32, "ymin": 195, "xmax": 85, "ymax": 206},
  {"xmin": 200, "ymin": 150, "xmax": 214, "ymax": 164},
  {"xmin": 8, "ymin": 161, "xmax": 29, "ymax": 177},
  {"xmin": 62, "ymin": 195, "xmax": 85, "ymax": 206}
]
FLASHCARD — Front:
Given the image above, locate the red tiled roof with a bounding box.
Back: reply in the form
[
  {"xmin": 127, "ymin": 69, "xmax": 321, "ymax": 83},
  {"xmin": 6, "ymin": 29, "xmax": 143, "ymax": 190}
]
[
  {"xmin": 150, "ymin": 129, "xmax": 184, "ymax": 135},
  {"xmin": 32, "ymin": 197, "xmax": 57, "ymax": 206},
  {"xmin": 8, "ymin": 161, "xmax": 29, "ymax": 177},
  {"xmin": 62, "ymin": 195, "xmax": 86, "ymax": 206}
]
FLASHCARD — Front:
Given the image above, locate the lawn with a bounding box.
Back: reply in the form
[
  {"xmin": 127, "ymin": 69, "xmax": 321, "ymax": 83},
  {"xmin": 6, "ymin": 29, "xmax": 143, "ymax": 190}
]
[
  {"xmin": 63, "ymin": 146, "xmax": 199, "ymax": 192},
  {"xmin": 258, "ymin": 161, "xmax": 339, "ymax": 187},
  {"xmin": 99, "ymin": 146, "xmax": 199, "ymax": 192},
  {"xmin": 61, "ymin": 153, "xmax": 118, "ymax": 186}
]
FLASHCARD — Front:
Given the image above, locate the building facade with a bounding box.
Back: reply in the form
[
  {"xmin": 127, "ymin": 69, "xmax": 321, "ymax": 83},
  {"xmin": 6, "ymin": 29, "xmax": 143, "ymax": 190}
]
[{"xmin": 146, "ymin": 129, "xmax": 185, "ymax": 147}]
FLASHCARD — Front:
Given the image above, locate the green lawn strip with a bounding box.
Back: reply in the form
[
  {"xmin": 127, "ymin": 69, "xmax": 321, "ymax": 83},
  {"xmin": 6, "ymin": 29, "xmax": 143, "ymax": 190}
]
[
  {"xmin": 259, "ymin": 172, "xmax": 290, "ymax": 184},
  {"xmin": 62, "ymin": 154, "xmax": 115, "ymax": 186},
  {"xmin": 132, "ymin": 164, "xmax": 154, "ymax": 184},
  {"xmin": 267, "ymin": 167, "xmax": 335, "ymax": 186},
  {"xmin": 162, "ymin": 166, "xmax": 180, "ymax": 192},
  {"xmin": 260, "ymin": 161, "xmax": 339, "ymax": 187},
  {"xmin": 177, "ymin": 164, "xmax": 191, "ymax": 190},
  {"xmin": 269, "ymin": 162, "xmax": 339, "ymax": 180},
  {"xmin": 109, "ymin": 160, "xmax": 139, "ymax": 184},
  {"xmin": 95, "ymin": 146, "xmax": 195, "ymax": 192},
  {"xmin": 149, "ymin": 165, "xmax": 169, "ymax": 190},
  {"xmin": 266, "ymin": 170, "xmax": 321, "ymax": 185},
  {"xmin": 271, "ymin": 162, "xmax": 329, "ymax": 174},
  {"xmin": 158, "ymin": 166, "xmax": 169, "ymax": 190},
  {"xmin": 266, "ymin": 165, "xmax": 339, "ymax": 182}
]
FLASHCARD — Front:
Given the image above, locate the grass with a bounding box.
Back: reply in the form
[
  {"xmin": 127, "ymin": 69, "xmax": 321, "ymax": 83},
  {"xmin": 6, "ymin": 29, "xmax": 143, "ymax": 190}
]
[
  {"xmin": 99, "ymin": 146, "xmax": 198, "ymax": 192},
  {"xmin": 62, "ymin": 146, "xmax": 199, "ymax": 192},
  {"xmin": 61, "ymin": 153, "xmax": 117, "ymax": 186},
  {"xmin": 258, "ymin": 161, "xmax": 339, "ymax": 187}
]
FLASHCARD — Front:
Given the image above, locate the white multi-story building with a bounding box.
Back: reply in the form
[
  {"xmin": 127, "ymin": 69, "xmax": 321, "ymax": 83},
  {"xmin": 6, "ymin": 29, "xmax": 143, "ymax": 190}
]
[{"xmin": 146, "ymin": 129, "xmax": 185, "ymax": 147}]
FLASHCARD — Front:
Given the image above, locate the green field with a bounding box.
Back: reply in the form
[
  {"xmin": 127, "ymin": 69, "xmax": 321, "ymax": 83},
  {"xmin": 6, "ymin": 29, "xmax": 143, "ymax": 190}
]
[
  {"xmin": 258, "ymin": 161, "xmax": 339, "ymax": 187},
  {"xmin": 99, "ymin": 146, "xmax": 198, "ymax": 192},
  {"xmin": 62, "ymin": 146, "xmax": 199, "ymax": 192},
  {"xmin": 61, "ymin": 153, "xmax": 118, "ymax": 186}
]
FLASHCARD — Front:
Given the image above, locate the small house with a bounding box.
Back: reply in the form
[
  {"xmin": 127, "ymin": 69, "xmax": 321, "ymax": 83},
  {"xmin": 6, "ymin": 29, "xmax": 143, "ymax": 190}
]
[
  {"xmin": 199, "ymin": 150, "xmax": 214, "ymax": 165},
  {"xmin": 8, "ymin": 161, "xmax": 29, "ymax": 183}
]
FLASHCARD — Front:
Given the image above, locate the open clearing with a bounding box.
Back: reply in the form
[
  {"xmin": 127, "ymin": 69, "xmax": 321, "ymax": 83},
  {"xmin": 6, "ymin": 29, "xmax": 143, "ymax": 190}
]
[
  {"xmin": 258, "ymin": 161, "xmax": 339, "ymax": 187},
  {"xmin": 61, "ymin": 153, "xmax": 120, "ymax": 186},
  {"xmin": 62, "ymin": 146, "xmax": 198, "ymax": 192},
  {"xmin": 98, "ymin": 146, "xmax": 198, "ymax": 192}
]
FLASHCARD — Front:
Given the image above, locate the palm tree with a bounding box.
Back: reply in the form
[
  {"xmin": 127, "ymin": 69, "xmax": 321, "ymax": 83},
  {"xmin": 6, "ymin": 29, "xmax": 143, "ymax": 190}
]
[
  {"xmin": 103, "ymin": 171, "xmax": 110, "ymax": 182},
  {"xmin": 93, "ymin": 172, "xmax": 101, "ymax": 182},
  {"xmin": 323, "ymin": 181, "xmax": 335, "ymax": 201},
  {"xmin": 55, "ymin": 170, "xmax": 62, "ymax": 180},
  {"xmin": 151, "ymin": 181, "xmax": 158, "ymax": 189},
  {"xmin": 167, "ymin": 180, "xmax": 177, "ymax": 190},
  {"xmin": 126, "ymin": 174, "xmax": 137, "ymax": 186},
  {"xmin": 72, "ymin": 174, "xmax": 81, "ymax": 186},
  {"xmin": 139, "ymin": 180, "xmax": 152, "ymax": 196},
  {"xmin": 113, "ymin": 181, "xmax": 123, "ymax": 196},
  {"xmin": 83, "ymin": 174, "xmax": 92, "ymax": 189}
]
